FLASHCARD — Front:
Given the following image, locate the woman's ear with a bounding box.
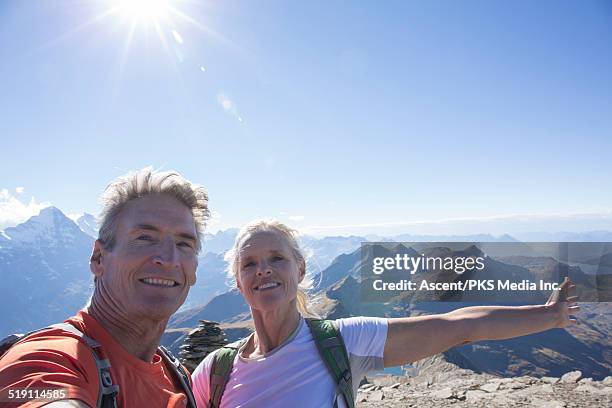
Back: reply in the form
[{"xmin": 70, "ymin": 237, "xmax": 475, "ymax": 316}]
[
  {"xmin": 90, "ymin": 240, "xmax": 105, "ymax": 278},
  {"xmin": 235, "ymin": 273, "xmax": 243, "ymax": 292},
  {"xmin": 298, "ymin": 259, "xmax": 306, "ymax": 283}
]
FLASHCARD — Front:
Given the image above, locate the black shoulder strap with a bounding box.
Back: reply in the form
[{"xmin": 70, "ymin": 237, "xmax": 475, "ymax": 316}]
[{"xmin": 158, "ymin": 345, "xmax": 197, "ymax": 408}]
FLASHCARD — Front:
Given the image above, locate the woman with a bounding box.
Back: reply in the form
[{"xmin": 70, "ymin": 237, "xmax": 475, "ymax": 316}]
[{"xmin": 192, "ymin": 220, "xmax": 579, "ymax": 408}]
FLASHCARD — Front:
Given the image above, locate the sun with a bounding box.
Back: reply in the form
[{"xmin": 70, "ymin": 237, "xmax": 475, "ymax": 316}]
[
  {"xmin": 114, "ymin": 0, "xmax": 173, "ymax": 25},
  {"xmin": 48, "ymin": 0, "xmax": 230, "ymax": 82}
]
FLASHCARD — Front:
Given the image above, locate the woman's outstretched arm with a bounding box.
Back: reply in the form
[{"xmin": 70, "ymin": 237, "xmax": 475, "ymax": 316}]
[{"xmin": 383, "ymin": 277, "xmax": 579, "ymax": 367}]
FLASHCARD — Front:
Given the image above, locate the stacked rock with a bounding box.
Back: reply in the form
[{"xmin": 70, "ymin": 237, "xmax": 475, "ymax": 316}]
[{"xmin": 179, "ymin": 320, "xmax": 228, "ymax": 372}]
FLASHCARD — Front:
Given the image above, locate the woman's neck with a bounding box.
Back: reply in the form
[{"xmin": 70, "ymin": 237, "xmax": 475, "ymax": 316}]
[{"xmin": 246, "ymin": 302, "xmax": 301, "ymax": 357}]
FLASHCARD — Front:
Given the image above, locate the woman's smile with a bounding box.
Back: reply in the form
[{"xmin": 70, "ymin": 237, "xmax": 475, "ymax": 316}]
[{"xmin": 254, "ymin": 282, "xmax": 282, "ymax": 291}]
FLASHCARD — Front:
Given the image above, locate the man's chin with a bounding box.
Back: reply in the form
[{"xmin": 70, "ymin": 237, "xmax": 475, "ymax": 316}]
[
  {"xmin": 128, "ymin": 289, "xmax": 189, "ymax": 321},
  {"xmin": 132, "ymin": 300, "xmax": 181, "ymax": 322}
]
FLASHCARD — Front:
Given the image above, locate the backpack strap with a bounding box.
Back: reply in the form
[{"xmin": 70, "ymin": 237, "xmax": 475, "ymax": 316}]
[
  {"xmin": 305, "ymin": 319, "xmax": 354, "ymax": 408},
  {"xmin": 208, "ymin": 339, "xmax": 248, "ymax": 408},
  {"xmin": 1, "ymin": 323, "xmax": 119, "ymax": 407},
  {"xmin": 49, "ymin": 323, "xmax": 119, "ymax": 408},
  {"xmin": 158, "ymin": 345, "xmax": 197, "ymax": 408}
]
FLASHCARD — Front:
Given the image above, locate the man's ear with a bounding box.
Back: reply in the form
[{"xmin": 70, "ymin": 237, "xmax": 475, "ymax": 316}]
[
  {"xmin": 191, "ymin": 259, "xmax": 198, "ymax": 286},
  {"xmin": 90, "ymin": 240, "xmax": 105, "ymax": 278}
]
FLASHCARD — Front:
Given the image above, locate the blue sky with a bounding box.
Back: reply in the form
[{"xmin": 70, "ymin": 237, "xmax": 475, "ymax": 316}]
[{"xmin": 1, "ymin": 0, "xmax": 611, "ymax": 235}]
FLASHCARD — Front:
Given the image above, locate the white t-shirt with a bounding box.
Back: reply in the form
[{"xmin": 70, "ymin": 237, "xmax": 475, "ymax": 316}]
[{"xmin": 192, "ymin": 316, "xmax": 388, "ymax": 408}]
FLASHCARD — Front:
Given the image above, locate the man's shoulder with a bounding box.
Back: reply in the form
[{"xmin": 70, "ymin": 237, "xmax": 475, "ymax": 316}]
[
  {"xmin": 3, "ymin": 323, "xmax": 90, "ymax": 357},
  {"xmin": 0, "ymin": 320, "xmax": 98, "ymax": 384},
  {"xmin": 0, "ymin": 323, "xmax": 100, "ymax": 378},
  {"xmin": 0, "ymin": 323, "xmax": 101, "ymax": 408}
]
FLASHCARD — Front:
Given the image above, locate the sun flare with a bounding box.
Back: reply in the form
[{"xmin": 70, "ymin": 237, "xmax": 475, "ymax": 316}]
[{"xmin": 113, "ymin": 0, "xmax": 172, "ymax": 24}]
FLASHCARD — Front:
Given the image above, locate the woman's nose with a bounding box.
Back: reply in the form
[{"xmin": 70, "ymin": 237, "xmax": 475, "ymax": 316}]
[{"xmin": 256, "ymin": 262, "xmax": 272, "ymax": 277}]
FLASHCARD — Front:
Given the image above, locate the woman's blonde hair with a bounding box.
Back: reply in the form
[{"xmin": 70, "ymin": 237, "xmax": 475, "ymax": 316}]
[{"xmin": 225, "ymin": 219, "xmax": 317, "ymax": 317}]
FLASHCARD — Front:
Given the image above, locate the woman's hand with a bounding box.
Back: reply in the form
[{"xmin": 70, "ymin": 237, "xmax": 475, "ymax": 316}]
[{"xmin": 545, "ymin": 277, "xmax": 580, "ymax": 328}]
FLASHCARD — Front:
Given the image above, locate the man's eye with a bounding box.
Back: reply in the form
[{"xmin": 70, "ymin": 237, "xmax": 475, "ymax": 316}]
[
  {"xmin": 178, "ymin": 242, "xmax": 194, "ymax": 249},
  {"xmin": 136, "ymin": 235, "xmax": 153, "ymax": 241}
]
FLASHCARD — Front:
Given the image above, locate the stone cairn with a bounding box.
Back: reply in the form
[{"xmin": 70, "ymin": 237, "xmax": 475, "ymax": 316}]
[{"xmin": 179, "ymin": 320, "xmax": 228, "ymax": 373}]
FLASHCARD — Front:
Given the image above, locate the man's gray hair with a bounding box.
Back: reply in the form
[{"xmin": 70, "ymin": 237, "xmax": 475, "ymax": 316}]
[{"xmin": 97, "ymin": 167, "xmax": 210, "ymax": 253}]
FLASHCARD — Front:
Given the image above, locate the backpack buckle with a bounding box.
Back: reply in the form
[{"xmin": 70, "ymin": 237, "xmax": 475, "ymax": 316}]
[
  {"xmin": 101, "ymin": 370, "xmax": 113, "ymax": 387},
  {"xmin": 341, "ymin": 369, "xmax": 351, "ymax": 383}
]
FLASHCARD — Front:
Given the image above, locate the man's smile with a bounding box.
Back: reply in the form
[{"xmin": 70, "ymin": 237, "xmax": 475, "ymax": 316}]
[{"xmin": 139, "ymin": 277, "xmax": 180, "ymax": 287}]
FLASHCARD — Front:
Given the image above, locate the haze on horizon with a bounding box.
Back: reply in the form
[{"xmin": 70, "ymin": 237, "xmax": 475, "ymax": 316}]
[{"xmin": 1, "ymin": 1, "xmax": 610, "ymax": 236}]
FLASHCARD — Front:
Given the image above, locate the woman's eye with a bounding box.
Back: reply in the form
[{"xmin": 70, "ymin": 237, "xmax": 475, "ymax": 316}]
[
  {"xmin": 243, "ymin": 261, "xmax": 255, "ymax": 268},
  {"xmin": 178, "ymin": 242, "xmax": 193, "ymax": 249},
  {"xmin": 272, "ymin": 256, "xmax": 284, "ymax": 262},
  {"xmin": 136, "ymin": 235, "xmax": 153, "ymax": 241}
]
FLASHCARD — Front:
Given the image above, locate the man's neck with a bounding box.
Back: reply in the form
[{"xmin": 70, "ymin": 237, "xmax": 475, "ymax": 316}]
[{"xmin": 87, "ymin": 296, "xmax": 167, "ymax": 362}]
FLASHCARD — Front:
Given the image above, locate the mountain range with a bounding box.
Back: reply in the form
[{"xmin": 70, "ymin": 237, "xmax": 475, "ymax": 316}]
[
  {"xmin": 1, "ymin": 207, "xmax": 610, "ymax": 381},
  {"xmin": 0, "ymin": 207, "xmax": 384, "ymax": 334}
]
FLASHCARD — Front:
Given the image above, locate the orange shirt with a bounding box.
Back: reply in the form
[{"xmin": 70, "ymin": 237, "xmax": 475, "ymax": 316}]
[{"xmin": 0, "ymin": 310, "xmax": 190, "ymax": 408}]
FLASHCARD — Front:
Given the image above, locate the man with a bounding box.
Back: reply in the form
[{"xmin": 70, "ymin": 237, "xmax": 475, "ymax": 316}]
[{"xmin": 0, "ymin": 168, "xmax": 209, "ymax": 407}]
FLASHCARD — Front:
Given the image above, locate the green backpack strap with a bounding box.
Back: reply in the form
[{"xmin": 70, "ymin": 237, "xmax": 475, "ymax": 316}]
[
  {"xmin": 208, "ymin": 339, "xmax": 247, "ymax": 408},
  {"xmin": 305, "ymin": 319, "xmax": 354, "ymax": 408}
]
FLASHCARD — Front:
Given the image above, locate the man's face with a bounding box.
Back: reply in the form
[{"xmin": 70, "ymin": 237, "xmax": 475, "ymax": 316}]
[{"xmin": 94, "ymin": 194, "xmax": 198, "ymax": 320}]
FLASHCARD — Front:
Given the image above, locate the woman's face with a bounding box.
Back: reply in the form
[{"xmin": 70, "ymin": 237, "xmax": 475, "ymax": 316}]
[{"xmin": 235, "ymin": 230, "xmax": 304, "ymax": 313}]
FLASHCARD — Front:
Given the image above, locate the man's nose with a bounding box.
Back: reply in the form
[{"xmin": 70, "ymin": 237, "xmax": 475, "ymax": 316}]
[{"xmin": 153, "ymin": 238, "xmax": 180, "ymax": 268}]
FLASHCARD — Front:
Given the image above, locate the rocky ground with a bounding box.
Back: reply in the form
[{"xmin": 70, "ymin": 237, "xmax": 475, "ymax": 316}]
[{"xmin": 357, "ymin": 369, "xmax": 611, "ymax": 408}]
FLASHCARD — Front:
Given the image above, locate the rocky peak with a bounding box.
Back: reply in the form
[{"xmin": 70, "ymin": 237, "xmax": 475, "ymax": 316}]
[{"xmin": 356, "ymin": 369, "xmax": 612, "ymax": 407}]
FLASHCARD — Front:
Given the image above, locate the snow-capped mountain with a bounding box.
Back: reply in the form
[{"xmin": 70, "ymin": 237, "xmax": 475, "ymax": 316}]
[
  {"xmin": 202, "ymin": 228, "xmax": 239, "ymax": 255},
  {"xmin": 0, "ymin": 207, "xmax": 95, "ymax": 337},
  {"xmin": 75, "ymin": 213, "xmax": 98, "ymax": 238},
  {"xmin": 1, "ymin": 207, "xmax": 90, "ymax": 247}
]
